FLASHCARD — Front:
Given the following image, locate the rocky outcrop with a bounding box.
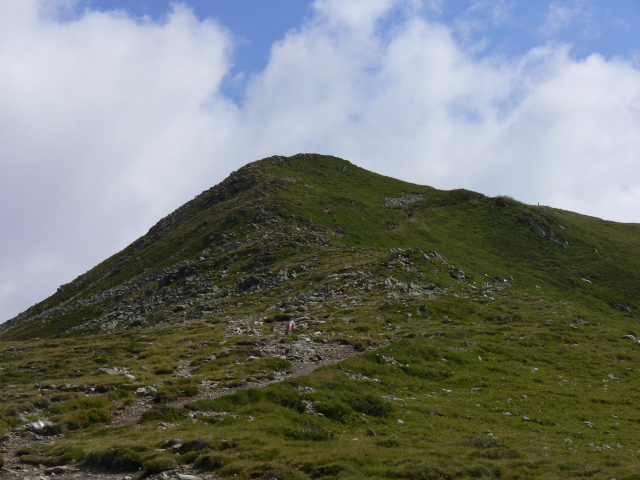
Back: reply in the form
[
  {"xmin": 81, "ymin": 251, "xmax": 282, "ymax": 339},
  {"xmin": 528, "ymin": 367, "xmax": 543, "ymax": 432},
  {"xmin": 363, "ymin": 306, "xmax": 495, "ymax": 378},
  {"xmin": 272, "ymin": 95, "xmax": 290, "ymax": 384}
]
[
  {"xmin": 384, "ymin": 194, "xmax": 427, "ymax": 207},
  {"xmin": 609, "ymin": 302, "xmax": 632, "ymax": 314}
]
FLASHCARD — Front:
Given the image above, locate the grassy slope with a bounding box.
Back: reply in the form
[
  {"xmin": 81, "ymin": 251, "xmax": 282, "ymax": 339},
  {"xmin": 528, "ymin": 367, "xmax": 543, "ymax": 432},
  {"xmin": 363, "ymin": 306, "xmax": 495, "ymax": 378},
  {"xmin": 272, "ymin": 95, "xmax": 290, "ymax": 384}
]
[
  {"xmin": 264, "ymin": 154, "xmax": 639, "ymax": 310},
  {"xmin": 1, "ymin": 153, "xmax": 639, "ymax": 478}
]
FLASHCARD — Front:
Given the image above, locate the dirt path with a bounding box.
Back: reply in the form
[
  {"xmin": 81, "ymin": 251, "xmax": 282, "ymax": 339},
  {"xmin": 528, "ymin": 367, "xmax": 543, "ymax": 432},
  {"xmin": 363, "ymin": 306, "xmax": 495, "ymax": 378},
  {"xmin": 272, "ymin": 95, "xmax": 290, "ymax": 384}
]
[
  {"xmin": 0, "ymin": 325, "xmax": 389, "ymax": 480},
  {"xmin": 107, "ymin": 339, "xmax": 362, "ymax": 428}
]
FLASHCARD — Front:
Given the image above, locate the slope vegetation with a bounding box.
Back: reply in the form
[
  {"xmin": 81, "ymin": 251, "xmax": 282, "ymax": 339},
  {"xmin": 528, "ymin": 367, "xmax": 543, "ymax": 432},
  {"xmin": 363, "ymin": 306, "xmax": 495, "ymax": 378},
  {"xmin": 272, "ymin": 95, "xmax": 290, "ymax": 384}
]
[{"xmin": 0, "ymin": 154, "xmax": 639, "ymax": 479}]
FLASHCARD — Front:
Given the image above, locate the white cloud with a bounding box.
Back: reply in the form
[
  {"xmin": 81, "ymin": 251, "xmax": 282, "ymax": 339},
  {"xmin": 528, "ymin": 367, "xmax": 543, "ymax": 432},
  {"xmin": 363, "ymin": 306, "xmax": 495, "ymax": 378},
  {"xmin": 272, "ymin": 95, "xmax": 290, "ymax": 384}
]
[
  {"xmin": 0, "ymin": 0, "xmax": 240, "ymax": 321},
  {"xmin": 1, "ymin": 0, "xmax": 639, "ymax": 323},
  {"xmin": 239, "ymin": 1, "xmax": 640, "ymax": 223},
  {"xmin": 540, "ymin": 0, "xmax": 599, "ymax": 38}
]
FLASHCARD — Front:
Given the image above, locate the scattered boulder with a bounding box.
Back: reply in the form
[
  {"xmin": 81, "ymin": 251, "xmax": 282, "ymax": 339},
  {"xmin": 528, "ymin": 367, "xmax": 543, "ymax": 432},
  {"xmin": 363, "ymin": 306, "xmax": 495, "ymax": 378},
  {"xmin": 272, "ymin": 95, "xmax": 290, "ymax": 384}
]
[
  {"xmin": 609, "ymin": 303, "xmax": 632, "ymax": 314},
  {"xmin": 192, "ymin": 439, "xmax": 209, "ymax": 451},
  {"xmin": 239, "ymin": 275, "xmax": 262, "ymax": 291},
  {"xmin": 45, "ymin": 466, "xmax": 73, "ymax": 475},
  {"xmin": 172, "ymin": 474, "xmax": 203, "ymax": 480},
  {"xmin": 28, "ymin": 420, "xmax": 52, "ymax": 432},
  {"xmin": 136, "ymin": 386, "xmax": 158, "ymax": 396},
  {"xmin": 384, "ymin": 194, "xmax": 426, "ymax": 207}
]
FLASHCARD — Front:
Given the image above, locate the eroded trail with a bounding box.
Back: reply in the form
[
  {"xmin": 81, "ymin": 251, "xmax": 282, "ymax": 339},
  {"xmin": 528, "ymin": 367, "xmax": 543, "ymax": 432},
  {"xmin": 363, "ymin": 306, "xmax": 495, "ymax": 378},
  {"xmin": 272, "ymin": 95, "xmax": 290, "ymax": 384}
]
[
  {"xmin": 0, "ymin": 320, "xmax": 390, "ymax": 480},
  {"xmin": 108, "ymin": 337, "xmax": 365, "ymax": 428}
]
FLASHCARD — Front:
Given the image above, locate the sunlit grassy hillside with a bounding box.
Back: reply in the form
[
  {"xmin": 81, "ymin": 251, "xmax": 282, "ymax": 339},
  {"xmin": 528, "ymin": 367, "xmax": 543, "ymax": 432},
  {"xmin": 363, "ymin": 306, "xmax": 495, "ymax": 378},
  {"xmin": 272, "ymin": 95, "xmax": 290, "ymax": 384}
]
[{"xmin": 1, "ymin": 154, "xmax": 638, "ymax": 479}]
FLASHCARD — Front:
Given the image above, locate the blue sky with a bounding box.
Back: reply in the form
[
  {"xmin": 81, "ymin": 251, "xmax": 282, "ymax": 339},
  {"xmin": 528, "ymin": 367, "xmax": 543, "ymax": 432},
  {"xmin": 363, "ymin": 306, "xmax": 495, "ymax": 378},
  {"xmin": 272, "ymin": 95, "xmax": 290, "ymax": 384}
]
[
  {"xmin": 80, "ymin": 0, "xmax": 640, "ymax": 101},
  {"xmin": 83, "ymin": 0, "xmax": 315, "ymax": 93},
  {"xmin": 1, "ymin": 0, "xmax": 639, "ymax": 323}
]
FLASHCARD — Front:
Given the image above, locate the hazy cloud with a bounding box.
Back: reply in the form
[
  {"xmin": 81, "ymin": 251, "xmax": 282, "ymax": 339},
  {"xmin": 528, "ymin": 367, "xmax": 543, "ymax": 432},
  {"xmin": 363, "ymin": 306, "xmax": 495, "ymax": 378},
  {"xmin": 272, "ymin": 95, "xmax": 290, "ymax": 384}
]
[
  {"xmin": 540, "ymin": 0, "xmax": 598, "ymax": 38},
  {"xmin": 1, "ymin": 0, "xmax": 639, "ymax": 322}
]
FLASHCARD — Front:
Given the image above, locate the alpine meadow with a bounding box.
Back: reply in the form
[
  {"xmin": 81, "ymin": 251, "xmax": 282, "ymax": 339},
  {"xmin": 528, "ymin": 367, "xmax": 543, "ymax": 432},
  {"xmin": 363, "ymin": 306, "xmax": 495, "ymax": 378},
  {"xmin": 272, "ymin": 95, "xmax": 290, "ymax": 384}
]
[{"xmin": 0, "ymin": 154, "xmax": 639, "ymax": 479}]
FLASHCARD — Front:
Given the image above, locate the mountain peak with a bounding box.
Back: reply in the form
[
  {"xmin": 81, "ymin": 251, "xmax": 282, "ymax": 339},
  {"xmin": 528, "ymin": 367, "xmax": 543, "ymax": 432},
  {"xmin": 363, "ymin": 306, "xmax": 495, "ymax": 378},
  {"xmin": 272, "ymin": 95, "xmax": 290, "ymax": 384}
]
[
  {"xmin": 1, "ymin": 154, "xmax": 639, "ymax": 478},
  {"xmin": 1, "ymin": 153, "xmax": 637, "ymax": 340}
]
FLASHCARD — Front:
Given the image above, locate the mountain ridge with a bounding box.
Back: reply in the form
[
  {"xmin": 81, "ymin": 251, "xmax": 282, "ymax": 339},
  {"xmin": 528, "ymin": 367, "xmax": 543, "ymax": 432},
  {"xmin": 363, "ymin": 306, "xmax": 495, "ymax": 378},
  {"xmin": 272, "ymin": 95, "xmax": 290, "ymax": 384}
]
[
  {"xmin": 1, "ymin": 153, "xmax": 637, "ymax": 339},
  {"xmin": 1, "ymin": 153, "xmax": 640, "ymax": 478}
]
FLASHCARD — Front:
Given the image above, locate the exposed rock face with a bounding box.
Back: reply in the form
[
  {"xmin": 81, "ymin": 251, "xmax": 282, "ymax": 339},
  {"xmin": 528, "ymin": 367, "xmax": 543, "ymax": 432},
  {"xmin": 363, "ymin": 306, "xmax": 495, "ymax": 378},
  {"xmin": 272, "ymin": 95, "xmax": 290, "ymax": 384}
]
[
  {"xmin": 609, "ymin": 303, "xmax": 632, "ymax": 314},
  {"xmin": 384, "ymin": 194, "xmax": 427, "ymax": 207},
  {"xmin": 516, "ymin": 212, "xmax": 570, "ymax": 248},
  {"xmin": 1, "ymin": 152, "xmax": 637, "ymax": 341}
]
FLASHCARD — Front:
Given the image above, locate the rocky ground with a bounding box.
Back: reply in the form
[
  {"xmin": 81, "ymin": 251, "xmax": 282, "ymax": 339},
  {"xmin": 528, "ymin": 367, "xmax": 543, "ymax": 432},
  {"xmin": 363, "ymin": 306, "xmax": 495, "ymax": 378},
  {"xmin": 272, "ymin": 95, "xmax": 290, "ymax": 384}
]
[{"xmin": 0, "ymin": 318, "xmax": 385, "ymax": 480}]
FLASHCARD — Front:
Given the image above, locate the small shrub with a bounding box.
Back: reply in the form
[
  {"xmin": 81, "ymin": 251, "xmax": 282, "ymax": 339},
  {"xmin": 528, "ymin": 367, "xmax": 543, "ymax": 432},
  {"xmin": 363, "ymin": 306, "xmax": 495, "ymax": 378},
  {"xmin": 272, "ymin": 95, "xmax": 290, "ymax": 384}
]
[
  {"xmin": 34, "ymin": 399, "xmax": 50, "ymax": 409},
  {"xmin": 462, "ymin": 436, "xmax": 501, "ymax": 449},
  {"xmin": 401, "ymin": 365, "xmax": 451, "ymax": 381},
  {"xmin": 218, "ymin": 438, "xmax": 238, "ymax": 450},
  {"xmin": 41, "ymin": 423, "xmax": 64, "ymax": 435},
  {"xmin": 301, "ymin": 463, "xmax": 347, "ymax": 477},
  {"xmin": 183, "ymin": 385, "xmax": 198, "ymax": 397},
  {"xmin": 195, "ymin": 453, "xmax": 225, "ymax": 471},
  {"xmin": 153, "ymin": 392, "xmax": 178, "ymax": 404},
  {"xmin": 154, "ymin": 367, "xmax": 174, "ymax": 375},
  {"xmin": 278, "ymin": 419, "xmax": 334, "ymax": 441},
  {"xmin": 267, "ymin": 390, "xmax": 305, "ymax": 413},
  {"xmin": 84, "ymin": 444, "xmax": 145, "ymax": 471},
  {"xmin": 353, "ymin": 342, "xmax": 368, "ymax": 351},
  {"xmin": 140, "ymin": 405, "xmax": 187, "ymax": 423},
  {"xmin": 314, "ymin": 399, "xmax": 354, "ymax": 423},
  {"xmin": 143, "ymin": 452, "xmax": 178, "ymax": 474},
  {"xmin": 263, "ymin": 357, "xmax": 291, "ymax": 371},
  {"xmin": 346, "ymin": 393, "xmax": 393, "ymax": 417},
  {"xmin": 376, "ymin": 438, "xmax": 400, "ymax": 448}
]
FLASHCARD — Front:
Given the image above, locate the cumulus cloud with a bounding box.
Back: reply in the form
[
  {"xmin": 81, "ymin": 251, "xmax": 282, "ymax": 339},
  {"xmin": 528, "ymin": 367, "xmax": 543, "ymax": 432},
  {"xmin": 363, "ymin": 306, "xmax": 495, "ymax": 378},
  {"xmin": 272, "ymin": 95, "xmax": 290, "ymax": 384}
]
[
  {"xmin": 240, "ymin": 2, "xmax": 640, "ymax": 219},
  {"xmin": 1, "ymin": 0, "xmax": 639, "ymax": 322},
  {"xmin": 0, "ymin": 0, "xmax": 239, "ymax": 321}
]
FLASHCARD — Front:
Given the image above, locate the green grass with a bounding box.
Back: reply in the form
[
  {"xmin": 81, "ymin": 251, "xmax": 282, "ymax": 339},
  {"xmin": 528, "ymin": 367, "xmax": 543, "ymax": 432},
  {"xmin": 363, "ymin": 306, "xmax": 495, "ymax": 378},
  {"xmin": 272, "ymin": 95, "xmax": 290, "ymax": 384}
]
[{"xmin": 1, "ymin": 153, "xmax": 639, "ymax": 477}]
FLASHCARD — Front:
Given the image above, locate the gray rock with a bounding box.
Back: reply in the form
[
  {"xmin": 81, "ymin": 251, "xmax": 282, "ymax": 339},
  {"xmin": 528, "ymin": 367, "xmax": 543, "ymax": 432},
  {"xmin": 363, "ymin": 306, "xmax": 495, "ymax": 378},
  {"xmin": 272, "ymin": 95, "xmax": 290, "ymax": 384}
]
[
  {"xmin": 192, "ymin": 439, "xmax": 208, "ymax": 451},
  {"xmin": 384, "ymin": 194, "xmax": 426, "ymax": 207},
  {"xmin": 45, "ymin": 466, "xmax": 72, "ymax": 475},
  {"xmin": 28, "ymin": 420, "xmax": 52, "ymax": 431},
  {"xmin": 173, "ymin": 474, "xmax": 203, "ymax": 480},
  {"xmin": 610, "ymin": 303, "xmax": 632, "ymax": 314},
  {"xmin": 141, "ymin": 386, "xmax": 157, "ymax": 395},
  {"xmin": 98, "ymin": 367, "xmax": 121, "ymax": 375},
  {"xmin": 367, "ymin": 429, "xmax": 376, "ymax": 436},
  {"xmin": 622, "ymin": 334, "xmax": 635, "ymax": 341},
  {"xmin": 161, "ymin": 438, "xmax": 183, "ymax": 448},
  {"xmin": 239, "ymin": 275, "xmax": 262, "ymax": 291}
]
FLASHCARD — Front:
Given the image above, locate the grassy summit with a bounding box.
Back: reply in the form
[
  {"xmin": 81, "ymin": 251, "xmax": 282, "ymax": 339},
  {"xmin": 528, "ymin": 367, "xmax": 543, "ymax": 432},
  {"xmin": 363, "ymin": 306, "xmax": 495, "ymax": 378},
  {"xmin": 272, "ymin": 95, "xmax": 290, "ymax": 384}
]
[{"xmin": 0, "ymin": 154, "xmax": 639, "ymax": 478}]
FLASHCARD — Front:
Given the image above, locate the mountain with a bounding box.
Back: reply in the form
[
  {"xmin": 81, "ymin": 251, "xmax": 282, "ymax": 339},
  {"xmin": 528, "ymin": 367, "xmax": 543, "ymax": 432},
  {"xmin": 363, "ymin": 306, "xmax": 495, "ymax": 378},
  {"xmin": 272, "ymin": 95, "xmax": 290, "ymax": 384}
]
[
  {"xmin": 3, "ymin": 153, "xmax": 636, "ymax": 339},
  {"xmin": 0, "ymin": 153, "xmax": 639, "ymax": 479}
]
